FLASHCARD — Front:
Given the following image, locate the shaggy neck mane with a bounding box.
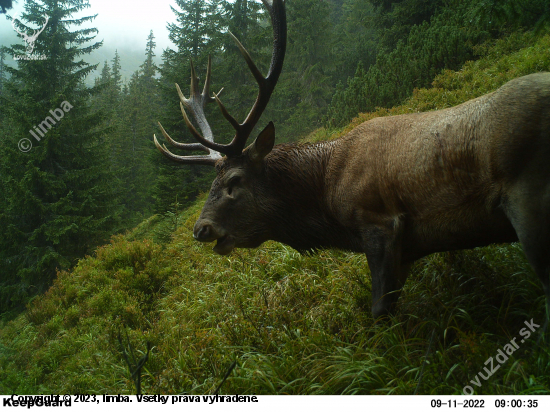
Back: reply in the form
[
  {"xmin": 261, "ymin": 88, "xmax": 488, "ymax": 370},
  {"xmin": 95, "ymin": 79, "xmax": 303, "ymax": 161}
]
[{"xmin": 261, "ymin": 141, "xmax": 362, "ymax": 253}]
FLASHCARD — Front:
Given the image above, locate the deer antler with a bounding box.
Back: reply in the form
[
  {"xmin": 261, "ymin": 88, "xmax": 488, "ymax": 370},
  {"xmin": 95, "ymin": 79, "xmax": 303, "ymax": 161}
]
[
  {"xmin": 154, "ymin": 0, "xmax": 287, "ymax": 165},
  {"xmin": 154, "ymin": 57, "xmax": 223, "ymax": 166}
]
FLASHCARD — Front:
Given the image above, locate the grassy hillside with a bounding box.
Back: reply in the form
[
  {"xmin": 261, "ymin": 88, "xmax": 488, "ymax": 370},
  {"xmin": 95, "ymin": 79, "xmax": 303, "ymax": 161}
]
[{"xmin": 1, "ymin": 31, "xmax": 550, "ymax": 395}]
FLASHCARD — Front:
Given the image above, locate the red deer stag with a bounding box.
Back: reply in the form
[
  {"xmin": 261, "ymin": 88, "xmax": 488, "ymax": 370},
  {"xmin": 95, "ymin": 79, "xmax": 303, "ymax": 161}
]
[{"xmin": 154, "ymin": 0, "xmax": 550, "ymax": 325}]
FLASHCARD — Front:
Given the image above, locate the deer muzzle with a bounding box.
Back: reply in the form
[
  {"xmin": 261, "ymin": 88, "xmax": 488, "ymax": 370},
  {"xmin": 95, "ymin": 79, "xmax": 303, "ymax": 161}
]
[{"xmin": 193, "ymin": 219, "xmax": 236, "ymax": 255}]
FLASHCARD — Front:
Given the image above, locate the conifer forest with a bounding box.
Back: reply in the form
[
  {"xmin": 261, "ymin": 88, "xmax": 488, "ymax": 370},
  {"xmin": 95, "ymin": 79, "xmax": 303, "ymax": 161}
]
[{"xmin": 1, "ymin": 0, "xmax": 550, "ymax": 396}]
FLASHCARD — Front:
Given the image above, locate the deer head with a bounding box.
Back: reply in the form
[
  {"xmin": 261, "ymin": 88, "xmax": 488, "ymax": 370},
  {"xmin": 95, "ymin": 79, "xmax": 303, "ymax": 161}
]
[{"xmin": 154, "ymin": 0, "xmax": 287, "ymax": 255}]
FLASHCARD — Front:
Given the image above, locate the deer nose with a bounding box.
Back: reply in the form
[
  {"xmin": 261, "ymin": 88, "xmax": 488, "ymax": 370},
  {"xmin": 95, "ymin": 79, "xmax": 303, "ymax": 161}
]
[{"xmin": 193, "ymin": 220, "xmax": 217, "ymax": 242}]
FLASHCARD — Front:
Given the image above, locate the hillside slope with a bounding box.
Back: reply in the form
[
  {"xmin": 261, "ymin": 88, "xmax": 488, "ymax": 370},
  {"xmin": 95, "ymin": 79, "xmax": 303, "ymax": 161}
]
[{"xmin": 1, "ymin": 31, "xmax": 550, "ymax": 395}]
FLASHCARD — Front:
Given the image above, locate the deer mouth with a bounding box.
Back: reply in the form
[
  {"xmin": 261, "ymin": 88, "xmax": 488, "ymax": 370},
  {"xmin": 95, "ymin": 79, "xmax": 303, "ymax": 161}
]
[{"xmin": 213, "ymin": 234, "xmax": 236, "ymax": 255}]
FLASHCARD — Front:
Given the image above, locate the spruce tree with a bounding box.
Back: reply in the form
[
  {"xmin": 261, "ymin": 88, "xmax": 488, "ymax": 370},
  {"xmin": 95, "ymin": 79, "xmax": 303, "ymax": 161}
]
[
  {"xmin": 0, "ymin": 0, "xmax": 121, "ymax": 313},
  {"xmin": 111, "ymin": 50, "xmax": 122, "ymax": 93},
  {"xmin": 141, "ymin": 31, "xmax": 157, "ymax": 87},
  {"xmin": 90, "ymin": 56, "xmax": 124, "ymax": 213},
  {"xmin": 331, "ymin": 0, "xmax": 377, "ymax": 85},
  {"xmin": 0, "ymin": 0, "xmax": 13, "ymax": 14},
  {"xmin": 0, "ymin": 50, "xmax": 6, "ymax": 97},
  {"xmin": 120, "ymin": 31, "xmax": 159, "ymax": 220},
  {"xmin": 276, "ymin": 0, "xmax": 334, "ymax": 137},
  {"xmin": 325, "ymin": 0, "xmax": 488, "ymax": 127}
]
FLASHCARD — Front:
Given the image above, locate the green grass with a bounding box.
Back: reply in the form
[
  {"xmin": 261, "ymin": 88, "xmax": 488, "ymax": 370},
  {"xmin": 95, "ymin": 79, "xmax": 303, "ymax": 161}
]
[{"xmin": 1, "ymin": 30, "xmax": 550, "ymax": 395}]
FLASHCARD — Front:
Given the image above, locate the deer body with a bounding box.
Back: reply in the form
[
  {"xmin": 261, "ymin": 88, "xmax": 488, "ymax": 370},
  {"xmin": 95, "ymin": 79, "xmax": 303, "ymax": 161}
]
[
  {"xmin": 327, "ymin": 74, "xmax": 550, "ymax": 259},
  {"xmin": 212, "ymin": 73, "xmax": 547, "ymax": 318},
  {"xmin": 322, "ymin": 73, "xmax": 550, "ymax": 316},
  {"xmin": 155, "ymin": 0, "xmax": 550, "ymax": 322}
]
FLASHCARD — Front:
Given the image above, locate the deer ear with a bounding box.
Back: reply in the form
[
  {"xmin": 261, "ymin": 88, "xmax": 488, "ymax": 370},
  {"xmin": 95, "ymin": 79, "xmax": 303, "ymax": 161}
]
[{"xmin": 248, "ymin": 122, "xmax": 275, "ymax": 164}]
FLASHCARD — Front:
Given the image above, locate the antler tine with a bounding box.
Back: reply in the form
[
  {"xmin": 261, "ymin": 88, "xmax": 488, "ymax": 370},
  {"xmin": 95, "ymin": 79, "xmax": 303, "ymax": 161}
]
[
  {"xmin": 202, "ymin": 56, "xmax": 215, "ymax": 104},
  {"xmin": 153, "ymin": 133, "xmax": 218, "ymax": 166},
  {"xmin": 189, "ymin": 60, "xmax": 200, "ymax": 97},
  {"xmin": 157, "ymin": 121, "xmax": 209, "ymax": 153},
  {"xmin": 214, "ymin": 91, "xmax": 241, "ymax": 132},
  {"xmin": 176, "ymin": 58, "xmax": 230, "ymax": 154},
  {"xmin": 228, "ymin": 32, "xmax": 265, "ymax": 86},
  {"xmin": 221, "ymin": 0, "xmax": 287, "ymax": 156},
  {"xmin": 153, "ymin": 56, "xmax": 224, "ymax": 165},
  {"xmin": 154, "ymin": 0, "xmax": 286, "ymax": 164}
]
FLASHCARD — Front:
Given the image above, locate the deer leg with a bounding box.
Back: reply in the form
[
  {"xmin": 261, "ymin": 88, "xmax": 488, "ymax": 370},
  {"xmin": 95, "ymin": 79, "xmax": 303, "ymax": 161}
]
[
  {"xmin": 363, "ymin": 218, "xmax": 409, "ymax": 319},
  {"xmin": 503, "ymin": 182, "xmax": 550, "ymax": 340},
  {"xmin": 517, "ymin": 235, "xmax": 550, "ymax": 340}
]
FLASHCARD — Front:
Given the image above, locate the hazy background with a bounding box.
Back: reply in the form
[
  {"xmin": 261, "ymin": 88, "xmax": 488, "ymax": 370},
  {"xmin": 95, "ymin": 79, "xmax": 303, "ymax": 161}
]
[{"xmin": 0, "ymin": 0, "xmax": 179, "ymax": 83}]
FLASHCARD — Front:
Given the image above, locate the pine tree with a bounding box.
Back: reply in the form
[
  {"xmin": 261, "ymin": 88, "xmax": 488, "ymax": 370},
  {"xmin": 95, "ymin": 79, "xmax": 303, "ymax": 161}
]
[
  {"xmin": 276, "ymin": 0, "xmax": 335, "ymax": 137},
  {"xmin": 167, "ymin": 0, "xmax": 223, "ymax": 61},
  {"xmin": 0, "ymin": 0, "xmax": 121, "ymax": 313},
  {"xmin": 90, "ymin": 56, "xmax": 124, "ymax": 210},
  {"xmin": 325, "ymin": 0, "xmax": 488, "ymax": 127},
  {"xmin": 140, "ymin": 31, "xmax": 157, "ymax": 84},
  {"xmin": 91, "ymin": 35, "xmax": 160, "ymax": 224},
  {"xmin": 331, "ymin": 0, "xmax": 377, "ymax": 84},
  {"xmin": 0, "ymin": 50, "xmax": 6, "ymax": 97},
  {"xmin": 119, "ymin": 31, "xmax": 159, "ymax": 220},
  {"xmin": 370, "ymin": 0, "xmax": 447, "ymax": 51},
  {"xmin": 98, "ymin": 60, "xmax": 112, "ymax": 85},
  {"xmin": 468, "ymin": 0, "xmax": 550, "ymax": 34},
  {"xmin": 0, "ymin": 0, "xmax": 13, "ymax": 14},
  {"xmin": 111, "ymin": 50, "xmax": 122, "ymax": 93},
  {"xmin": 92, "ymin": 61, "xmax": 117, "ymax": 123}
]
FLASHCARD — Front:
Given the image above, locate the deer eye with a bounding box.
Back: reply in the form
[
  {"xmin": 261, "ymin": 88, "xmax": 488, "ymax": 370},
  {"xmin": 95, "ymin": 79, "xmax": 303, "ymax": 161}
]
[{"xmin": 227, "ymin": 176, "xmax": 241, "ymax": 195}]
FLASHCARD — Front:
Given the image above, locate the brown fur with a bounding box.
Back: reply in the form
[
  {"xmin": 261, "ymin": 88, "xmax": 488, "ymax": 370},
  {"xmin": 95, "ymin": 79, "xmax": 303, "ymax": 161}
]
[{"xmin": 194, "ymin": 73, "xmax": 550, "ymax": 322}]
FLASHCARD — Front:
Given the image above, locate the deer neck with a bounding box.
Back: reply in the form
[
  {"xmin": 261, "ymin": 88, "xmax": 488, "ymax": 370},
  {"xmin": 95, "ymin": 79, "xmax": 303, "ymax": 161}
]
[{"xmin": 262, "ymin": 141, "xmax": 362, "ymax": 252}]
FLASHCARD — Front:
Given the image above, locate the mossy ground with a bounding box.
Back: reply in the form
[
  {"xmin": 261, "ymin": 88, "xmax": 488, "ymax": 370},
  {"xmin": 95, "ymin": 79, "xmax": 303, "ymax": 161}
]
[{"xmin": 1, "ymin": 31, "xmax": 550, "ymax": 395}]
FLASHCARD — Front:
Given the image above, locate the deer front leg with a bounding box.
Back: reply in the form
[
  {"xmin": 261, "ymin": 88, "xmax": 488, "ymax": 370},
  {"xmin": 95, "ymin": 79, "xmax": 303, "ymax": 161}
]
[{"xmin": 362, "ymin": 218, "xmax": 409, "ymax": 319}]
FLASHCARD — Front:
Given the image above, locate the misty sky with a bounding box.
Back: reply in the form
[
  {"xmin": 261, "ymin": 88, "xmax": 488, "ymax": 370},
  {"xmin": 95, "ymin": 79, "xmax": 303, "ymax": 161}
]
[
  {"xmin": 0, "ymin": 0, "xmax": 185, "ymax": 81},
  {"xmin": 0, "ymin": 0, "xmax": 178, "ymax": 49}
]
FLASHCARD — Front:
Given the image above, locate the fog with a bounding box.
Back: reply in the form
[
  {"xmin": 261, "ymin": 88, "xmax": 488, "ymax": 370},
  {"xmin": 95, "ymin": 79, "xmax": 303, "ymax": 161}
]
[{"xmin": 1, "ymin": 0, "xmax": 181, "ymax": 82}]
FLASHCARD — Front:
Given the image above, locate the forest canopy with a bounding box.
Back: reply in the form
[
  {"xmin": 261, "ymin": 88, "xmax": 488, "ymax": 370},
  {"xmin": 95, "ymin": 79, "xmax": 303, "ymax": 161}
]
[{"xmin": 0, "ymin": 0, "xmax": 549, "ymax": 314}]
